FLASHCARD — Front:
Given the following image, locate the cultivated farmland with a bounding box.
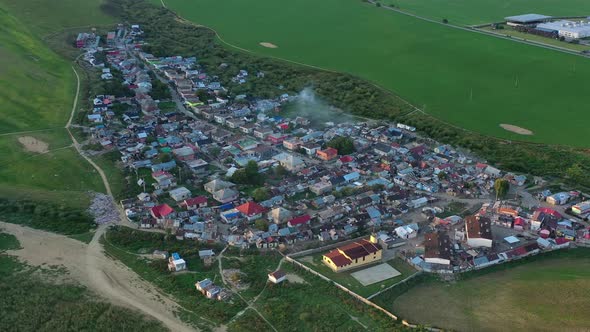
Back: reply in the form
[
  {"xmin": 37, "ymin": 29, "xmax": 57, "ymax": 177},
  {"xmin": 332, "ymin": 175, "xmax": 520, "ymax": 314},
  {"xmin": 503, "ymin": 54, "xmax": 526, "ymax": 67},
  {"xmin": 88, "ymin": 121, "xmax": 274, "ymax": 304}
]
[
  {"xmin": 158, "ymin": 0, "xmax": 590, "ymax": 146},
  {"xmin": 390, "ymin": 0, "xmax": 590, "ymax": 26}
]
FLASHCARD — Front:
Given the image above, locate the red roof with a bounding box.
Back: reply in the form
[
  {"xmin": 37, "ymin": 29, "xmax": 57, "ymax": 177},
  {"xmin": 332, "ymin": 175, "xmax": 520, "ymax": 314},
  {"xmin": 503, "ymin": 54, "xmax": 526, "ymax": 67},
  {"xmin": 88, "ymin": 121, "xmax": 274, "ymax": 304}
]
[
  {"xmin": 278, "ymin": 123, "xmax": 289, "ymax": 130},
  {"xmin": 236, "ymin": 201, "xmax": 266, "ymax": 216},
  {"xmin": 288, "ymin": 214, "xmax": 311, "ymax": 226},
  {"xmin": 151, "ymin": 204, "xmax": 174, "ymax": 218},
  {"xmin": 555, "ymin": 237, "xmax": 569, "ymax": 245},
  {"xmin": 536, "ymin": 207, "xmax": 562, "ymax": 219},
  {"xmin": 324, "ymin": 147, "xmax": 338, "ymax": 156},
  {"xmin": 184, "ymin": 196, "xmax": 208, "ymax": 206},
  {"xmin": 339, "ymin": 155, "xmax": 354, "ymax": 163},
  {"xmin": 324, "ymin": 251, "xmax": 352, "ymax": 267}
]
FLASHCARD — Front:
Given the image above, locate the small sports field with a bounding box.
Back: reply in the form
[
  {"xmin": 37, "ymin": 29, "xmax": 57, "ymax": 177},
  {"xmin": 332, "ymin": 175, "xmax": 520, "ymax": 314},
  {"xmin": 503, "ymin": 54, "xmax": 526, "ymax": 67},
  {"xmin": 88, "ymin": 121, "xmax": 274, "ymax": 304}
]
[{"xmin": 158, "ymin": 0, "xmax": 590, "ymax": 146}]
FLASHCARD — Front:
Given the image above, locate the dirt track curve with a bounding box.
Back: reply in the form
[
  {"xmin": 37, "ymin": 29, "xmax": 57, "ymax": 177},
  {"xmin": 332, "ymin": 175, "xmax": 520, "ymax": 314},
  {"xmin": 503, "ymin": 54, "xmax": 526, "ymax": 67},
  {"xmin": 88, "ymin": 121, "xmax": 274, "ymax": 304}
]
[{"xmin": 1, "ymin": 222, "xmax": 195, "ymax": 332}]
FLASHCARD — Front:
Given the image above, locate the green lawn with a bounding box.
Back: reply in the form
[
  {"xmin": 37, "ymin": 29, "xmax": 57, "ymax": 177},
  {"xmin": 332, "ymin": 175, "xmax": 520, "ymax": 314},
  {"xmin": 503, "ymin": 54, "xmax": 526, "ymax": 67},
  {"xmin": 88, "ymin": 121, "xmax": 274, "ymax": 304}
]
[
  {"xmin": 375, "ymin": 249, "xmax": 590, "ymax": 331},
  {"xmin": 0, "ymin": 232, "xmax": 20, "ymax": 251},
  {"xmin": 253, "ymin": 262, "xmax": 402, "ymax": 331},
  {"xmin": 159, "ymin": 0, "xmax": 590, "ymax": 146},
  {"xmin": 390, "ymin": 0, "xmax": 590, "ymax": 25},
  {"xmin": 299, "ymin": 252, "xmax": 416, "ymax": 297}
]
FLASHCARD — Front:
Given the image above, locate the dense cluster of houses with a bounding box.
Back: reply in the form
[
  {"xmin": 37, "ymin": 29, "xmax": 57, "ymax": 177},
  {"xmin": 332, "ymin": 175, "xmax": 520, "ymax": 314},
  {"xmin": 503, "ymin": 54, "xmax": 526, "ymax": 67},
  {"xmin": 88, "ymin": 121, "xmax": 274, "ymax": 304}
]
[
  {"xmin": 79, "ymin": 25, "xmax": 590, "ymax": 283},
  {"xmin": 409, "ymin": 197, "xmax": 590, "ymax": 272}
]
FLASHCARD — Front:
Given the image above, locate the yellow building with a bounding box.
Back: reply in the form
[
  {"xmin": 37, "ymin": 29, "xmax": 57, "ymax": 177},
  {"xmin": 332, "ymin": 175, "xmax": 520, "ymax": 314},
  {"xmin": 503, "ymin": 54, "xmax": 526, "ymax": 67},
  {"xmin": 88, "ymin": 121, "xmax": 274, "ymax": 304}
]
[{"xmin": 322, "ymin": 238, "xmax": 382, "ymax": 272}]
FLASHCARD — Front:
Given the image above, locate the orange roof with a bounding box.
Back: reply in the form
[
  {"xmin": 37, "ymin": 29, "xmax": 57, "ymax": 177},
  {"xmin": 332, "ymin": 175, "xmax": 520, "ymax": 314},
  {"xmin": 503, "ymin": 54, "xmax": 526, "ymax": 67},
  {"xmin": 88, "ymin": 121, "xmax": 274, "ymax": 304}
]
[{"xmin": 236, "ymin": 201, "xmax": 266, "ymax": 216}]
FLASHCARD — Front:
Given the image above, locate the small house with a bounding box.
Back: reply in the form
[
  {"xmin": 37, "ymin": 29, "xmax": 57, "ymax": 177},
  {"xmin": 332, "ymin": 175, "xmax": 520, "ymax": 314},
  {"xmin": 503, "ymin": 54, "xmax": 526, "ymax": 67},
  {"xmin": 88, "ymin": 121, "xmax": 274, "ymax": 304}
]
[
  {"xmin": 168, "ymin": 252, "xmax": 186, "ymax": 272},
  {"xmin": 268, "ymin": 269, "xmax": 286, "ymax": 284}
]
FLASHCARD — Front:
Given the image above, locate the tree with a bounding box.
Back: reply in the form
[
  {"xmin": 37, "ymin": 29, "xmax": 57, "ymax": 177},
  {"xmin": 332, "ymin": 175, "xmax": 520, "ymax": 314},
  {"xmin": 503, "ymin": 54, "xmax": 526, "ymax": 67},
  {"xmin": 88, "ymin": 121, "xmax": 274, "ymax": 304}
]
[
  {"xmin": 252, "ymin": 187, "xmax": 270, "ymax": 202},
  {"xmin": 494, "ymin": 178, "xmax": 510, "ymax": 199},
  {"xmin": 327, "ymin": 136, "xmax": 355, "ymax": 155},
  {"xmin": 254, "ymin": 219, "xmax": 269, "ymax": 231},
  {"xmin": 274, "ymin": 164, "xmax": 288, "ymax": 177},
  {"xmin": 442, "ymin": 18, "xmax": 449, "ymax": 24},
  {"xmin": 566, "ymin": 163, "xmax": 584, "ymax": 184},
  {"xmin": 437, "ymin": 171, "xmax": 448, "ymax": 180},
  {"xmin": 231, "ymin": 160, "xmax": 262, "ymax": 185}
]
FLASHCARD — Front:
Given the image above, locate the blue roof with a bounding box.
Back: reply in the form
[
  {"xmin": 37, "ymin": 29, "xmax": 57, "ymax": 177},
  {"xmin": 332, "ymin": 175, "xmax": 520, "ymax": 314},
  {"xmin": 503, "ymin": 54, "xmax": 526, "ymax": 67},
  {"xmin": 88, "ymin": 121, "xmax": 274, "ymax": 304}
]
[
  {"xmin": 366, "ymin": 206, "xmax": 382, "ymax": 219},
  {"xmin": 220, "ymin": 203, "xmax": 234, "ymax": 211},
  {"xmin": 474, "ymin": 256, "xmax": 489, "ymax": 266},
  {"xmin": 343, "ymin": 172, "xmax": 360, "ymax": 181},
  {"xmin": 411, "ymin": 256, "xmax": 424, "ymax": 265},
  {"xmin": 172, "ymin": 253, "xmax": 181, "ymax": 260}
]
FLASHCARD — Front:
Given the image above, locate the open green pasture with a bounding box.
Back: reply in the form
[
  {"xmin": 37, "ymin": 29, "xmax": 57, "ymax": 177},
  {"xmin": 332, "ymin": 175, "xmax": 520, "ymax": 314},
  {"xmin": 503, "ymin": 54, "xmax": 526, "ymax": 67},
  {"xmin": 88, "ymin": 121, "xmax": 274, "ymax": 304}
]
[
  {"xmin": 159, "ymin": 0, "xmax": 590, "ymax": 146},
  {"xmin": 390, "ymin": 0, "xmax": 590, "ymax": 25},
  {"xmin": 375, "ymin": 249, "xmax": 590, "ymax": 331}
]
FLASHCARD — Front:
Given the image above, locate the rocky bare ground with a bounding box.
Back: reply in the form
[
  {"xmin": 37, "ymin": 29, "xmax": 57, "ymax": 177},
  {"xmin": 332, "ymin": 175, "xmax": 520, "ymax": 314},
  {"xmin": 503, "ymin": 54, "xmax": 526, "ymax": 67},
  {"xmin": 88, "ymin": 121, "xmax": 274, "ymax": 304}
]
[{"xmin": 88, "ymin": 192, "xmax": 121, "ymax": 224}]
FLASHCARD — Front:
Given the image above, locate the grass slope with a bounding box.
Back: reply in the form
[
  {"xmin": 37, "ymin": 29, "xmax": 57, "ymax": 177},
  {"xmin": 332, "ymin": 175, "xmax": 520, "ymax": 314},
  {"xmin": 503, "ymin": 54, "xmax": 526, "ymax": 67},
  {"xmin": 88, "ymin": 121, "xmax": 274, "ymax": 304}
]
[
  {"xmin": 380, "ymin": 249, "xmax": 590, "ymax": 331},
  {"xmin": 0, "ymin": 6, "xmax": 106, "ymax": 202},
  {"xmin": 159, "ymin": 0, "xmax": 590, "ymax": 146},
  {"xmin": 0, "ymin": 0, "xmax": 114, "ymax": 36},
  {"xmin": 391, "ymin": 0, "xmax": 590, "ymax": 25}
]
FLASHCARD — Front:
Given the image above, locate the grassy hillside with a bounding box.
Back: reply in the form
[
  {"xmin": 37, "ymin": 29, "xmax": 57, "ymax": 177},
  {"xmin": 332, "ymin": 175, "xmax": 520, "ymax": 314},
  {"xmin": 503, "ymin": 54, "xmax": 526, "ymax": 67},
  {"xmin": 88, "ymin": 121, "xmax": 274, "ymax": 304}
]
[
  {"xmin": 0, "ymin": 6, "xmax": 107, "ymax": 203},
  {"xmin": 374, "ymin": 249, "xmax": 590, "ymax": 331},
  {"xmin": 391, "ymin": 0, "xmax": 590, "ymax": 25},
  {"xmin": 0, "ymin": 0, "xmax": 114, "ymax": 36},
  {"xmin": 158, "ymin": 0, "xmax": 590, "ymax": 146}
]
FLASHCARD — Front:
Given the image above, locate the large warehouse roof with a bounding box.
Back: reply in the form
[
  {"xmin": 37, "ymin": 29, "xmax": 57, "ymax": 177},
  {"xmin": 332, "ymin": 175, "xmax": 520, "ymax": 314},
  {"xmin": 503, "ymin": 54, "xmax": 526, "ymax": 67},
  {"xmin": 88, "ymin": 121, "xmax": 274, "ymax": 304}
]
[{"xmin": 505, "ymin": 14, "xmax": 552, "ymax": 23}]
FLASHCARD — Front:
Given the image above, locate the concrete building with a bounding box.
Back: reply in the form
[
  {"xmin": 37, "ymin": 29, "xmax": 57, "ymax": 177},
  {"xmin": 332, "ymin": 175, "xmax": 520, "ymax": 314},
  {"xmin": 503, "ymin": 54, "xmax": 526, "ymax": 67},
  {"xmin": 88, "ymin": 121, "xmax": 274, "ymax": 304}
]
[
  {"xmin": 169, "ymin": 187, "xmax": 192, "ymax": 202},
  {"xmin": 504, "ymin": 14, "xmax": 552, "ymax": 27},
  {"xmin": 537, "ymin": 20, "xmax": 590, "ymax": 39}
]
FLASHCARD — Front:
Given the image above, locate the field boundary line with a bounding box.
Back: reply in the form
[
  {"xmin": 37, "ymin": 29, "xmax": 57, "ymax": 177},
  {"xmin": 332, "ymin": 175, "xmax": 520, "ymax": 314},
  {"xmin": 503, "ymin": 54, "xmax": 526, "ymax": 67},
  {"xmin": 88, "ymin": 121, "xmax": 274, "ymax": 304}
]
[{"xmin": 0, "ymin": 128, "xmax": 62, "ymax": 137}]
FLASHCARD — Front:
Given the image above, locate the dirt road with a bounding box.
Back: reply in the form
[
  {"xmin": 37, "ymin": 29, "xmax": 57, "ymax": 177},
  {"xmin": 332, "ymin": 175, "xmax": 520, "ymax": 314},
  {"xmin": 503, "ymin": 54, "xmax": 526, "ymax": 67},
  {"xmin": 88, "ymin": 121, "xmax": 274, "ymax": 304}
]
[{"xmin": 1, "ymin": 222, "xmax": 195, "ymax": 332}]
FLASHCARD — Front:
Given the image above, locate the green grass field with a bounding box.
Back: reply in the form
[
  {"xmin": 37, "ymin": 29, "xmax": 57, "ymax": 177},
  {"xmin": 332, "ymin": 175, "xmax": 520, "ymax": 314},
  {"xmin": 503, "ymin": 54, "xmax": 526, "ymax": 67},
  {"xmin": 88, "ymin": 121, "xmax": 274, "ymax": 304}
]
[
  {"xmin": 0, "ymin": 4, "xmax": 109, "ymax": 204},
  {"xmin": 377, "ymin": 249, "xmax": 590, "ymax": 331},
  {"xmin": 0, "ymin": 0, "xmax": 114, "ymax": 36},
  {"xmin": 390, "ymin": 0, "xmax": 590, "ymax": 25},
  {"xmin": 159, "ymin": 0, "xmax": 590, "ymax": 146}
]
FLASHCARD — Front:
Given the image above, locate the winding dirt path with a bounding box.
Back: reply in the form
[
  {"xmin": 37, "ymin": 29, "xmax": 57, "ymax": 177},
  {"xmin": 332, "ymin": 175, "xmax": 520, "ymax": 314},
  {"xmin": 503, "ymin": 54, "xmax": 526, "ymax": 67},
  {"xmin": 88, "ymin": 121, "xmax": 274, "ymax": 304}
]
[
  {"xmin": 1, "ymin": 221, "xmax": 194, "ymax": 332},
  {"xmin": 66, "ymin": 64, "xmax": 113, "ymax": 197}
]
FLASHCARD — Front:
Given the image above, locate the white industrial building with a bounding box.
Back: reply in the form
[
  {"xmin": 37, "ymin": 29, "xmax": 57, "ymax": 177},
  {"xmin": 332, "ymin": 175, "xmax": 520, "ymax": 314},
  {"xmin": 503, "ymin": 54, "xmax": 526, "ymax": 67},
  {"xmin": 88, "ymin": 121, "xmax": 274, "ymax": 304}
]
[
  {"xmin": 505, "ymin": 14, "xmax": 552, "ymax": 27},
  {"xmin": 537, "ymin": 20, "xmax": 590, "ymax": 39}
]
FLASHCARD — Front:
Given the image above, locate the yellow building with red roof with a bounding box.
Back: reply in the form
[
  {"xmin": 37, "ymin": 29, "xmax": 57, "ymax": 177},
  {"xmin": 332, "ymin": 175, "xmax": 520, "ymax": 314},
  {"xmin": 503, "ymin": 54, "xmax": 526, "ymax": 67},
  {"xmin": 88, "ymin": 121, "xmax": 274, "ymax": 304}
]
[{"xmin": 322, "ymin": 238, "xmax": 382, "ymax": 272}]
